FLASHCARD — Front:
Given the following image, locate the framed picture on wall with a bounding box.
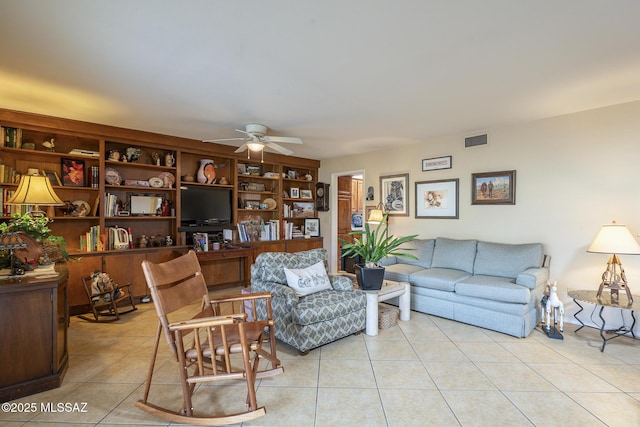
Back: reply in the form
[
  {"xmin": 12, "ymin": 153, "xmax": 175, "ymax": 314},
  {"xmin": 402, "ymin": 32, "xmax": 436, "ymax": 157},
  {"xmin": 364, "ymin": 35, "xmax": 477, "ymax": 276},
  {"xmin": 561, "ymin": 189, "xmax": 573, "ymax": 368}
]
[
  {"xmin": 422, "ymin": 155, "xmax": 452, "ymax": 171},
  {"xmin": 471, "ymin": 170, "xmax": 516, "ymax": 205},
  {"xmin": 61, "ymin": 158, "xmax": 85, "ymax": 187},
  {"xmin": 415, "ymin": 179, "xmax": 459, "ymax": 219},
  {"xmin": 380, "ymin": 173, "xmax": 409, "ymax": 216}
]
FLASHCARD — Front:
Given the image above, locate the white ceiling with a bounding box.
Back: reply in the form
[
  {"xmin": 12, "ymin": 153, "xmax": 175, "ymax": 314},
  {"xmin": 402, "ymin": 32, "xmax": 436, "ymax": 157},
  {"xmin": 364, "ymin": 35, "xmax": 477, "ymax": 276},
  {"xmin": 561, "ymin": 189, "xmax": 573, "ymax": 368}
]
[{"xmin": 1, "ymin": 1, "xmax": 639, "ymax": 160}]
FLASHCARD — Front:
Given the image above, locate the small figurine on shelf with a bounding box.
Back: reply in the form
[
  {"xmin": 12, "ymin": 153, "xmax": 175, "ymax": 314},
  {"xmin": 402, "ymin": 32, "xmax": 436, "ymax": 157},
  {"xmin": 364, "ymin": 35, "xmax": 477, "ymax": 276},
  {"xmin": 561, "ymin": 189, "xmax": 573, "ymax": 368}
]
[
  {"xmin": 151, "ymin": 152, "xmax": 161, "ymax": 166},
  {"xmin": 139, "ymin": 235, "xmax": 148, "ymax": 248},
  {"xmin": 125, "ymin": 147, "xmax": 141, "ymax": 162},
  {"xmin": 165, "ymin": 235, "xmax": 173, "ymax": 246},
  {"xmin": 164, "ymin": 152, "xmax": 175, "ymax": 167},
  {"xmin": 42, "ymin": 138, "xmax": 55, "ymax": 152}
]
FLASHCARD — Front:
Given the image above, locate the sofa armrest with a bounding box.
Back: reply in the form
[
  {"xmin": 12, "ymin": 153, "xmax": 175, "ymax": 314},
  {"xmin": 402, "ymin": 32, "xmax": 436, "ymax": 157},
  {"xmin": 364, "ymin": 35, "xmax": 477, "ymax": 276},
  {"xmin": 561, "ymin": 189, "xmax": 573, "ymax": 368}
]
[
  {"xmin": 330, "ymin": 275, "xmax": 355, "ymax": 291},
  {"xmin": 378, "ymin": 255, "xmax": 397, "ymax": 267},
  {"xmin": 516, "ymin": 267, "xmax": 549, "ymax": 289}
]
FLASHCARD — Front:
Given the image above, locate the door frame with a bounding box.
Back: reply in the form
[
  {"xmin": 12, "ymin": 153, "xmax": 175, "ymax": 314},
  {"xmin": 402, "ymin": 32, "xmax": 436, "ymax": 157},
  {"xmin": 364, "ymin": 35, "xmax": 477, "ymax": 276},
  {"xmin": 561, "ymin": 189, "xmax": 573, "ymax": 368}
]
[{"xmin": 330, "ymin": 169, "xmax": 365, "ymax": 274}]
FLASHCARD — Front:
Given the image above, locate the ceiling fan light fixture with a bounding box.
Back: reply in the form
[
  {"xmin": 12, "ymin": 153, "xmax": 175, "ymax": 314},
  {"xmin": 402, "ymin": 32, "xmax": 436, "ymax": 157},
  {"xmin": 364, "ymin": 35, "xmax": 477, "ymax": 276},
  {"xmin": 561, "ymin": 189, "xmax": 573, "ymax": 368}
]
[{"xmin": 247, "ymin": 142, "xmax": 264, "ymax": 152}]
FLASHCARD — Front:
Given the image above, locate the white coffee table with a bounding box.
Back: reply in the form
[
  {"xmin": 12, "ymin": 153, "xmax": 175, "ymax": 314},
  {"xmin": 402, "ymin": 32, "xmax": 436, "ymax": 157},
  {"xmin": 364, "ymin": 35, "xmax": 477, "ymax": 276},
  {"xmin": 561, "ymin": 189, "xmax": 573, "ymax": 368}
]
[{"xmin": 364, "ymin": 280, "xmax": 411, "ymax": 336}]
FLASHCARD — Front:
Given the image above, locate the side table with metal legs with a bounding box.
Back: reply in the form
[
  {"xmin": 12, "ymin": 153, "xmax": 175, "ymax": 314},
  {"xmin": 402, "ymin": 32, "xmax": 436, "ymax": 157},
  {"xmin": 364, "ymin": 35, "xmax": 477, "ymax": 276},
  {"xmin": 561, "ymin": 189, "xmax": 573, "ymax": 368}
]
[{"xmin": 569, "ymin": 290, "xmax": 638, "ymax": 352}]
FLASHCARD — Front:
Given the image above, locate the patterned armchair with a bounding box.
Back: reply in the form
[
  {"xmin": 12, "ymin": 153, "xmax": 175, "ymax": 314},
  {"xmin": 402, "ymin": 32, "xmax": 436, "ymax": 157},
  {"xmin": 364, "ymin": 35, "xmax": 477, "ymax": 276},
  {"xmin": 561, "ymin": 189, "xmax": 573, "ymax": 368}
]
[{"xmin": 251, "ymin": 248, "xmax": 366, "ymax": 354}]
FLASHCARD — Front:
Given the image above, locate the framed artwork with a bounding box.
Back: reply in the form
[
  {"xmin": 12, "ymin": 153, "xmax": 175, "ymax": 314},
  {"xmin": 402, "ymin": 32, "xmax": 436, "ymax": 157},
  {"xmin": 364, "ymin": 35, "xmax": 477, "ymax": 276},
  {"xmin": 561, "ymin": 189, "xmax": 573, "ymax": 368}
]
[
  {"xmin": 380, "ymin": 173, "xmax": 409, "ymax": 216},
  {"xmin": 351, "ymin": 212, "xmax": 363, "ymax": 230},
  {"xmin": 61, "ymin": 158, "xmax": 85, "ymax": 187},
  {"xmin": 300, "ymin": 189, "xmax": 313, "ymax": 199},
  {"xmin": 290, "ymin": 187, "xmax": 299, "ymax": 198},
  {"xmin": 43, "ymin": 169, "xmax": 62, "ymax": 186},
  {"xmin": 415, "ymin": 178, "xmax": 459, "ymax": 219},
  {"xmin": 471, "ymin": 170, "xmax": 516, "ymax": 205},
  {"xmin": 304, "ymin": 218, "xmax": 320, "ymax": 237},
  {"xmin": 292, "ymin": 201, "xmax": 315, "ymax": 217},
  {"xmin": 422, "ymin": 156, "xmax": 452, "ymax": 171}
]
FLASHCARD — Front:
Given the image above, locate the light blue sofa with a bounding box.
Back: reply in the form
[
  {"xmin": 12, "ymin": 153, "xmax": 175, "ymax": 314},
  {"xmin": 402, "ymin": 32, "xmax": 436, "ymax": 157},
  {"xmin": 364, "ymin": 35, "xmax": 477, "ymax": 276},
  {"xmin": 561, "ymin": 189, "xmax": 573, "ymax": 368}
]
[{"xmin": 379, "ymin": 237, "xmax": 549, "ymax": 337}]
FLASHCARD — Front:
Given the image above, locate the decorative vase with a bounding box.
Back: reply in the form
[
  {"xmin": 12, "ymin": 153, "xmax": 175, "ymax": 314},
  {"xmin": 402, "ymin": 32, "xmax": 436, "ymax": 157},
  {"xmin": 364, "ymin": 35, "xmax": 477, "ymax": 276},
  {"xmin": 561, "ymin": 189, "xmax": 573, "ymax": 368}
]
[
  {"xmin": 355, "ymin": 264, "xmax": 385, "ymax": 291},
  {"xmin": 197, "ymin": 159, "xmax": 216, "ymax": 184}
]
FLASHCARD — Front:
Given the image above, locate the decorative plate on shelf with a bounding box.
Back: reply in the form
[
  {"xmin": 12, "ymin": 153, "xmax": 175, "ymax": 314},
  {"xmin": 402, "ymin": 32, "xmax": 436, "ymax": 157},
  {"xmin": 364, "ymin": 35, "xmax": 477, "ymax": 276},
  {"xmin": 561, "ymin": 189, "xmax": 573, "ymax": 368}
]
[
  {"xmin": 105, "ymin": 167, "xmax": 121, "ymax": 185},
  {"xmin": 71, "ymin": 200, "xmax": 90, "ymax": 217},
  {"xmin": 262, "ymin": 197, "xmax": 277, "ymax": 210},
  {"xmin": 148, "ymin": 177, "xmax": 164, "ymax": 188},
  {"xmin": 158, "ymin": 172, "xmax": 175, "ymax": 188}
]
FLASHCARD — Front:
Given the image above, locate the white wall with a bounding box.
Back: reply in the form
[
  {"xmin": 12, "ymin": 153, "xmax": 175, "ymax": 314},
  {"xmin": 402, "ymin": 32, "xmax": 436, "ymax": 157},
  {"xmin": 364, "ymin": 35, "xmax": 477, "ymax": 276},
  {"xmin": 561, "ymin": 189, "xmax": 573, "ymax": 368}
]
[{"xmin": 318, "ymin": 100, "xmax": 640, "ymax": 331}]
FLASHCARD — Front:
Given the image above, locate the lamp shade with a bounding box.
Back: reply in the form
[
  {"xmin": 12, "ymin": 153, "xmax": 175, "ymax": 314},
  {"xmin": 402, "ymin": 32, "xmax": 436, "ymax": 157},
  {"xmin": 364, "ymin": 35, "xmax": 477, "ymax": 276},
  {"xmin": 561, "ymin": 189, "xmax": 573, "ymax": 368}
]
[
  {"xmin": 587, "ymin": 222, "xmax": 640, "ymax": 255},
  {"xmin": 367, "ymin": 209, "xmax": 384, "ymax": 223},
  {"xmin": 5, "ymin": 175, "xmax": 64, "ymax": 206}
]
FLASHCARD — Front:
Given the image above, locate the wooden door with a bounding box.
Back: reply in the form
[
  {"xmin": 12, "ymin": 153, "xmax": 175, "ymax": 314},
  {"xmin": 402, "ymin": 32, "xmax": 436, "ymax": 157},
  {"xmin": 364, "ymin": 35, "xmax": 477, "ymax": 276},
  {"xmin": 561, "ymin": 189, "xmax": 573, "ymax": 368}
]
[{"xmin": 337, "ymin": 176, "xmax": 353, "ymax": 271}]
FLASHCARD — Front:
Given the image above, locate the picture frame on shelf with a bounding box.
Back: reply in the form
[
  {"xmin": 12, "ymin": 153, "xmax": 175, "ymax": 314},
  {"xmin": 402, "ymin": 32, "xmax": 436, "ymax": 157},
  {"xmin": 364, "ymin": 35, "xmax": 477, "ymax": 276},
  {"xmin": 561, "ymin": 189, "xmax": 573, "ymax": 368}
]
[
  {"xmin": 422, "ymin": 155, "xmax": 452, "ymax": 171},
  {"xmin": 290, "ymin": 187, "xmax": 300, "ymax": 198},
  {"xmin": 471, "ymin": 170, "xmax": 516, "ymax": 205},
  {"xmin": 304, "ymin": 218, "xmax": 320, "ymax": 237},
  {"xmin": 43, "ymin": 169, "xmax": 62, "ymax": 186},
  {"xmin": 380, "ymin": 173, "xmax": 409, "ymax": 216},
  {"xmin": 61, "ymin": 158, "xmax": 85, "ymax": 187},
  {"xmin": 300, "ymin": 189, "xmax": 313, "ymax": 199},
  {"xmin": 415, "ymin": 178, "xmax": 459, "ymax": 219},
  {"xmin": 292, "ymin": 201, "xmax": 314, "ymax": 217}
]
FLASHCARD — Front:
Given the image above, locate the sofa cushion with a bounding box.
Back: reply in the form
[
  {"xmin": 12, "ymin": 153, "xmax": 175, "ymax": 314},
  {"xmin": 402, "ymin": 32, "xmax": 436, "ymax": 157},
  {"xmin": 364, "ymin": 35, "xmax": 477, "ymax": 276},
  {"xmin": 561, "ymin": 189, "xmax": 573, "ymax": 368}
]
[
  {"xmin": 284, "ymin": 261, "xmax": 332, "ymax": 297},
  {"xmin": 474, "ymin": 242, "xmax": 543, "ymax": 279},
  {"xmin": 455, "ymin": 275, "xmax": 531, "ymax": 304},
  {"xmin": 431, "ymin": 238, "xmax": 477, "ymax": 274},
  {"xmin": 410, "ymin": 268, "xmax": 471, "ymax": 292},
  {"xmin": 383, "ymin": 263, "xmax": 424, "ymax": 283},
  {"xmin": 291, "ymin": 290, "xmax": 366, "ymax": 325},
  {"xmin": 395, "ymin": 239, "xmax": 435, "ymax": 268}
]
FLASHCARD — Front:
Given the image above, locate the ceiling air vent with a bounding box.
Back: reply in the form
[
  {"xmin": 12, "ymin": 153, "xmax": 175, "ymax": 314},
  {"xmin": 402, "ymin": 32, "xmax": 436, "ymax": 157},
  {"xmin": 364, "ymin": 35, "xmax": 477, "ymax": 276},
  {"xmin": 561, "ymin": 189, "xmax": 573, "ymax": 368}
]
[{"xmin": 464, "ymin": 134, "xmax": 488, "ymax": 148}]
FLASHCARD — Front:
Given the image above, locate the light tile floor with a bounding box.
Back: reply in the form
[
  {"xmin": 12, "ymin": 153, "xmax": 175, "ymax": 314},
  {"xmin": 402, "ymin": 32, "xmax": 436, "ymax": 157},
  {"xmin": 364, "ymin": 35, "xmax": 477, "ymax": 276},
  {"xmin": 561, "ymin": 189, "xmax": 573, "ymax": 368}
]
[{"xmin": 2, "ymin": 292, "xmax": 640, "ymax": 426}]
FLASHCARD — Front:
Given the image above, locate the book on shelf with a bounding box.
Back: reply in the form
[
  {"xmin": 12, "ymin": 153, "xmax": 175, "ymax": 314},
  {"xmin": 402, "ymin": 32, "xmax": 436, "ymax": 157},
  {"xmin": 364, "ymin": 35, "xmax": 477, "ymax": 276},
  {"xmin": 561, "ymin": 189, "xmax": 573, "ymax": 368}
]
[
  {"xmin": 80, "ymin": 225, "xmax": 101, "ymax": 252},
  {"xmin": 89, "ymin": 166, "xmax": 99, "ymax": 188},
  {"xmin": 2, "ymin": 127, "xmax": 21, "ymax": 148},
  {"xmin": 68, "ymin": 148, "xmax": 100, "ymax": 158}
]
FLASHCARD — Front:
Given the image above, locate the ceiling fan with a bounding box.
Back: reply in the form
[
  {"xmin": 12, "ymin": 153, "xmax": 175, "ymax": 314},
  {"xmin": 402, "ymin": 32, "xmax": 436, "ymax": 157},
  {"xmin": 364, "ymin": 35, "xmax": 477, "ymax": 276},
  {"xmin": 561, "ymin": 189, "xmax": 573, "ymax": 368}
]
[{"xmin": 203, "ymin": 124, "xmax": 303, "ymax": 157}]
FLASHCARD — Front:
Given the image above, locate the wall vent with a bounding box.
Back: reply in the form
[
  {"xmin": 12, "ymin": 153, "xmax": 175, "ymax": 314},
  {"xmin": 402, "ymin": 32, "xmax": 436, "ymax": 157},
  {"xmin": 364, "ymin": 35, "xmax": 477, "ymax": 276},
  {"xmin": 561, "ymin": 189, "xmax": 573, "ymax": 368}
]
[{"xmin": 464, "ymin": 134, "xmax": 488, "ymax": 148}]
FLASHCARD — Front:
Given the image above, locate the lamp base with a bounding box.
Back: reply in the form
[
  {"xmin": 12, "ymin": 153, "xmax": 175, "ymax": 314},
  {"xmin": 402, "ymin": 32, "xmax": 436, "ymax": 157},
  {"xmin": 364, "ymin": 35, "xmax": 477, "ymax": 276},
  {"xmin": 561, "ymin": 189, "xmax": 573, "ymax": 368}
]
[{"xmin": 596, "ymin": 254, "xmax": 633, "ymax": 304}]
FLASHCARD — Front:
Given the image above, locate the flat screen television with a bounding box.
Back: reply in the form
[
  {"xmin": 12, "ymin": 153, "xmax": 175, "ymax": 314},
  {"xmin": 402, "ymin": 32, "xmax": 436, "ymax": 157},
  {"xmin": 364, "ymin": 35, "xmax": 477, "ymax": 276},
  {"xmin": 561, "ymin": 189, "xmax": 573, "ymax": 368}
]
[{"xmin": 180, "ymin": 185, "xmax": 232, "ymax": 225}]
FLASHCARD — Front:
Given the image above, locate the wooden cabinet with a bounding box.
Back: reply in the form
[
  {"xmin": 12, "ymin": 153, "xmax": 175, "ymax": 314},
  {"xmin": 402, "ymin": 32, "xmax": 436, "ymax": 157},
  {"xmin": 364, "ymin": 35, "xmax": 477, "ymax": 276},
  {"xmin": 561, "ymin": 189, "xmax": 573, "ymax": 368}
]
[
  {"xmin": 0, "ymin": 268, "xmax": 68, "ymax": 402},
  {"xmin": 0, "ymin": 109, "xmax": 320, "ymax": 309}
]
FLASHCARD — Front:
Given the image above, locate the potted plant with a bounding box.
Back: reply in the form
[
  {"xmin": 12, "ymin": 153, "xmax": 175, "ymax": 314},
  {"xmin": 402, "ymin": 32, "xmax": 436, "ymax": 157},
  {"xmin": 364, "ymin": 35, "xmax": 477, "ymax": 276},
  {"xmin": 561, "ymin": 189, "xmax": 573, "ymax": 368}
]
[
  {"xmin": 340, "ymin": 214, "xmax": 418, "ymax": 290},
  {"xmin": 0, "ymin": 213, "xmax": 69, "ymax": 269}
]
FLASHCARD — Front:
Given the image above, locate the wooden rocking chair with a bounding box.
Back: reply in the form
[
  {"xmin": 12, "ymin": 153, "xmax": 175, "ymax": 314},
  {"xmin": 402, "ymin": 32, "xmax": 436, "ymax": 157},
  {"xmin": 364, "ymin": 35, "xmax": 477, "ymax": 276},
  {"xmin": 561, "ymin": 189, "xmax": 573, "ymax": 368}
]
[
  {"xmin": 78, "ymin": 274, "xmax": 137, "ymax": 322},
  {"xmin": 136, "ymin": 250, "xmax": 283, "ymax": 425}
]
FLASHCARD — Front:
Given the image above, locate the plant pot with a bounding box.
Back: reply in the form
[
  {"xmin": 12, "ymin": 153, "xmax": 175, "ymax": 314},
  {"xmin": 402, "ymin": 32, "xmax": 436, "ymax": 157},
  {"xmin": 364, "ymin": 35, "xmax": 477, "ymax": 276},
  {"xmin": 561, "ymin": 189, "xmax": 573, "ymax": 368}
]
[{"xmin": 355, "ymin": 264, "xmax": 385, "ymax": 291}]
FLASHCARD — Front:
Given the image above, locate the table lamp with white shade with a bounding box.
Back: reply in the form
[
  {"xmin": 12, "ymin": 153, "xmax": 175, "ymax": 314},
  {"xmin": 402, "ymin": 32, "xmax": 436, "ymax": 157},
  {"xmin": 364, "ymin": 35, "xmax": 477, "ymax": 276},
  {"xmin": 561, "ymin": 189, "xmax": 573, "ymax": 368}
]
[{"xmin": 587, "ymin": 221, "xmax": 640, "ymax": 304}]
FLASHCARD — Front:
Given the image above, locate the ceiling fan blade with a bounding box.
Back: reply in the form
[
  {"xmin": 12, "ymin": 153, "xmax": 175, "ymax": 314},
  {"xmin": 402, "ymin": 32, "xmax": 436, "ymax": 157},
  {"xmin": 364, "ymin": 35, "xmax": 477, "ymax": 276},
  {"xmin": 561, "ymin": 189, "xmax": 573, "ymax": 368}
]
[
  {"xmin": 203, "ymin": 137, "xmax": 246, "ymax": 143},
  {"xmin": 234, "ymin": 142, "xmax": 249, "ymax": 153},
  {"xmin": 263, "ymin": 136, "xmax": 303, "ymax": 144},
  {"xmin": 265, "ymin": 142, "xmax": 293, "ymax": 155}
]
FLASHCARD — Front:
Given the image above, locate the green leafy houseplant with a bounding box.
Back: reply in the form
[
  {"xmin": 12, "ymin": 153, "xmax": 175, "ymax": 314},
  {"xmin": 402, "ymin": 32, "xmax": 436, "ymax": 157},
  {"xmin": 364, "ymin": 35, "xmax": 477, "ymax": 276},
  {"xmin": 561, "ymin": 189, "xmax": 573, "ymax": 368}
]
[
  {"xmin": 340, "ymin": 213, "xmax": 418, "ymax": 290},
  {"xmin": 0, "ymin": 213, "xmax": 69, "ymax": 268},
  {"xmin": 340, "ymin": 214, "xmax": 419, "ymax": 268}
]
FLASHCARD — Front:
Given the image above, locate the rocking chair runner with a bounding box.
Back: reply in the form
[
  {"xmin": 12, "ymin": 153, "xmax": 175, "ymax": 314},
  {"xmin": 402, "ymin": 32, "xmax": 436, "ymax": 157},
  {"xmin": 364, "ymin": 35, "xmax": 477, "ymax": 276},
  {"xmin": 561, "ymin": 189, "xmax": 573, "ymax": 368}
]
[
  {"xmin": 78, "ymin": 274, "xmax": 137, "ymax": 322},
  {"xmin": 136, "ymin": 250, "xmax": 283, "ymax": 425}
]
